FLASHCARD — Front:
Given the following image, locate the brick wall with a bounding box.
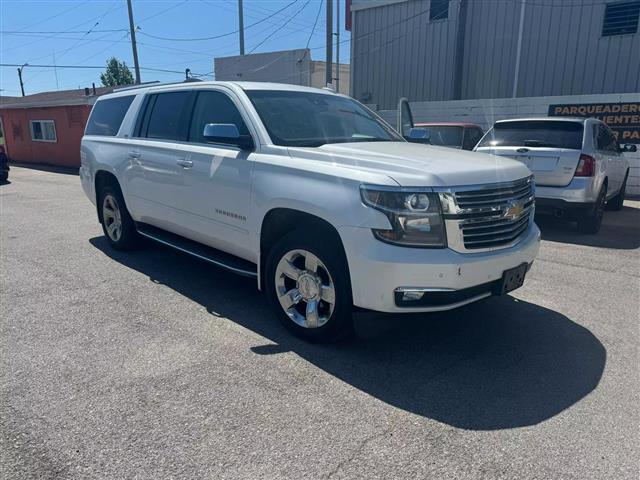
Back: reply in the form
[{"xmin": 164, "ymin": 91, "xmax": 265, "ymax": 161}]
[{"xmin": 377, "ymin": 93, "xmax": 640, "ymax": 196}]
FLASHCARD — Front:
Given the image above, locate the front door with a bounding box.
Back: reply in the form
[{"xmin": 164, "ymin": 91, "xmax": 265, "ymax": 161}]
[{"xmin": 176, "ymin": 89, "xmax": 255, "ymax": 261}]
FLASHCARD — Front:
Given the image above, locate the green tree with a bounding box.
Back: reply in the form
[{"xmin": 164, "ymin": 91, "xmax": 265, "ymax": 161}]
[{"xmin": 100, "ymin": 57, "xmax": 135, "ymax": 87}]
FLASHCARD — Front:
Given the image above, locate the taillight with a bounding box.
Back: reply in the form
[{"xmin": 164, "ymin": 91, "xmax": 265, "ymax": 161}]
[{"xmin": 575, "ymin": 154, "xmax": 595, "ymax": 177}]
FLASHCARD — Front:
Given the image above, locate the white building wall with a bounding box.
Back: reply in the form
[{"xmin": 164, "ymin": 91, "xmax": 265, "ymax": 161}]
[{"xmin": 378, "ymin": 93, "xmax": 640, "ymax": 196}]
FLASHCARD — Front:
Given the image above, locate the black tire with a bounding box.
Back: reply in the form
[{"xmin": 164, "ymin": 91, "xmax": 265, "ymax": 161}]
[
  {"xmin": 606, "ymin": 171, "xmax": 628, "ymax": 211},
  {"xmin": 577, "ymin": 184, "xmax": 606, "ymax": 234},
  {"xmin": 0, "ymin": 172, "xmax": 7, "ymax": 182},
  {"xmin": 97, "ymin": 182, "xmax": 139, "ymax": 250},
  {"xmin": 265, "ymin": 228, "xmax": 353, "ymax": 342}
]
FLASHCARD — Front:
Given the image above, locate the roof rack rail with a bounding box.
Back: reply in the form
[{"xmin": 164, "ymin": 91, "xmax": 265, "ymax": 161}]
[
  {"xmin": 113, "ymin": 78, "xmax": 208, "ymax": 92},
  {"xmin": 113, "ymin": 81, "xmax": 163, "ymax": 92}
]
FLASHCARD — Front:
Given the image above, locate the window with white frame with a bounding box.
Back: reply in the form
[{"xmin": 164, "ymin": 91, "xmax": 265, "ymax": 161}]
[{"xmin": 30, "ymin": 120, "xmax": 57, "ymax": 142}]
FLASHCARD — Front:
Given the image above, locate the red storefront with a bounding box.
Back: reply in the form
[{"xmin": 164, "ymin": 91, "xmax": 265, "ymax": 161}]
[{"xmin": 0, "ymin": 87, "xmax": 114, "ymax": 168}]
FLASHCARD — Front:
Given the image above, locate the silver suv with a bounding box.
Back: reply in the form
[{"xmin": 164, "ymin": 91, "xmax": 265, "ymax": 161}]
[{"xmin": 475, "ymin": 117, "xmax": 635, "ymax": 233}]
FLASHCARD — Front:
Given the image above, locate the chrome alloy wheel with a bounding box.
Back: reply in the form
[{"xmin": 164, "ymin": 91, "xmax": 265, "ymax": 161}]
[
  {"xmin": 274, "ymin": 249, "xmax": 336, "ymax": 329},
  {"xmin": 102, "ymin": 194, "xmax": 123, "ymax": 242}
]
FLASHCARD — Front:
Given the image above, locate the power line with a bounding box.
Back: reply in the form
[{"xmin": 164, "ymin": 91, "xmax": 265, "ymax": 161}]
[
  {"xmin": 0, "ymin": 63, "xmax": 208, "ymax": 76},
  {"xmin": 10, "ymin": 0, "xmax": 92, "ymax": 32},
  {"xmin": 249, "ymin": 0, "xmax": 312, "ymax": 54},
  {"xmin": 137, "ymin": 0, "xmax": 300, "ymax": 42},
  {"xmin": 305, "ymin": 0, "xmax": 324, "ymax": 50}
]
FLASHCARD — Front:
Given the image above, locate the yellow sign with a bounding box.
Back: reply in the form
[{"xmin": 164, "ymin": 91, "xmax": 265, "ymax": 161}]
[{"xmin": 549, "ymin": 102, "xmax": 640, "ymax": 144}]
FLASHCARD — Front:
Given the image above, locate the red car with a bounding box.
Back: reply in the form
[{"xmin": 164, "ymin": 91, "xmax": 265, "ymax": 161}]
[{"xmin": 414, "ymin": 122, "xmax": 484, "ymax": 151}]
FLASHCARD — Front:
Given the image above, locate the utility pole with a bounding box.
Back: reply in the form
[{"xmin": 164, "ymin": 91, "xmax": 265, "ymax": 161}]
[
  {"xmin": 126, "ymin": 0, "xmax": 141, "ymax": 84},
  {"xmin": 325, "ymin": 0, "xmax": 333, "ymax": 86},
  {"xmin": 17, "ymin": 63, "xmax": 27, "ymax": 96},
  {"xmin": 53, "ymin": 51, "xmax": 59, "ymax": 90},
  {"xmin": 238, "ymin": 0, "xmax": 245, "ymax": 55},
  {"xmin": 335, "ymin": 0, "xmax": 340, "ymax": 93}
]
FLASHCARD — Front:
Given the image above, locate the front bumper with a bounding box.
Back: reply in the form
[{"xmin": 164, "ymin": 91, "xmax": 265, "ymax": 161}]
[{"xmin": 339, "ymin": 224, "xmax": 541, "ymax": 313}]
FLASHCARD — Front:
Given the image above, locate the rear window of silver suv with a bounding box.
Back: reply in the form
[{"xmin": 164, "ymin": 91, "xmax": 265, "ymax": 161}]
[{"xmin": 478, "ymin": 120, "xmax": 583, "ymax": 150}]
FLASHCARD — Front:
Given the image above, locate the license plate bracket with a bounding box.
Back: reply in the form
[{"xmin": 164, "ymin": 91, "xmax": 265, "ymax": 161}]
[{"xmin": 498, "ymin": 263, "xmax": 528, "ymax": 294}]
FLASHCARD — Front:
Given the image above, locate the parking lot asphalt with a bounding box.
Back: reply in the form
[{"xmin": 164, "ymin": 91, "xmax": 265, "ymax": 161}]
[{"xmin": 1, "ymin": 166, "xmax": 639, "ymax": 479}]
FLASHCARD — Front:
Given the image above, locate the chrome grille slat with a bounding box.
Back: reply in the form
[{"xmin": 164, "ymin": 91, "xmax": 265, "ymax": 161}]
[
  {"xmin": 463, "ymin": 222, "xmax": 530, "ymax": 246},
  {"xmin": 445, "ymin": 176, "xmax": 534, "ymax": 251},
  {"xmin": 461, "ymin": 205, "xmax": 534, "ymax": 229},
  {"xmin": 455, "ymin": 184, "xmax": 531, "ymax": 200},
  {"xmin": 456, "ymin": 191, "xmax": 533, "ymax": 207},
  {"xmin": 463, "ymin": 215, "xmax": 530, "ymax": 238}
]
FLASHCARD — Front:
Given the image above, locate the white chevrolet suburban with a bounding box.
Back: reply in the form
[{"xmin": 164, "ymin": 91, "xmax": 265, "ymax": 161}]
[{"xmin": 80, "ymin": 82, "xmax": 540, "ymax": 341}]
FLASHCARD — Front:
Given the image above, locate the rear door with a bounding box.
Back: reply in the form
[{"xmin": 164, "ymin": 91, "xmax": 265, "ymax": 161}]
[
  {"xmin": 127, "ymin": 90, "xmax": 195, "ymax": 229},
  {"xmin": 475, "ymin": 120, "xmax": 585, "ymax": 187}
]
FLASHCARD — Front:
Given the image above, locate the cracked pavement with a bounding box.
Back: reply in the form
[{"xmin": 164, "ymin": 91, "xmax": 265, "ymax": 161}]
[{"xmin": 1, "ymin": 167, "xmax": 639, "ymax": 479}]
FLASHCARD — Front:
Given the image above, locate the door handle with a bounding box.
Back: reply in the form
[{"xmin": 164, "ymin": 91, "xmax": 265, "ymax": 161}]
[
  {"xmin": 176, "ymin": 158, "xmax": 193, "ymax": 168},
  {"xmin": 128, "ymin": 151, "xmax": 141, "ymax": 159}
]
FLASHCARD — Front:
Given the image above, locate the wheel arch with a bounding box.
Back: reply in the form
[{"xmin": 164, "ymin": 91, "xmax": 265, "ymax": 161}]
[
  {"xmin": 94, "ymin": 170, "xmax": 121, "ymax": 223},
  {"xmin": 259, "ymin": 208, "xmax": 349, "ymax": 291}
]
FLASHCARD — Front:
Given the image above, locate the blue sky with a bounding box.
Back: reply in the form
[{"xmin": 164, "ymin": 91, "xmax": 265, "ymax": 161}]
[{"xmin": 0, "ymin": 0, "xmax": 350, "ymax": 95}]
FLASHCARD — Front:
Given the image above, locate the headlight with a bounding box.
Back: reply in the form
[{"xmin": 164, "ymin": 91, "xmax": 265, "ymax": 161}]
[{"xmin": 360, "ymin": 186, "xmax": 446, "ymax": 247}]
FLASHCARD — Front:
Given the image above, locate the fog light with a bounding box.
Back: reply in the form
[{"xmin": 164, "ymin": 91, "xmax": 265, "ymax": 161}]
[{"xmin": 402, "ymin": 291, "xmax": 425, "ymax": 301}]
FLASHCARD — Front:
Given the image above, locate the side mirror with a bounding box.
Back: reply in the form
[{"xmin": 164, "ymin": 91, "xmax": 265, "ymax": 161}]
[
  {"xmin": 203, "ymin": 123, "xmax": 254, "ymax": 150},
  {"xmin": 407, "ymin": 127, "xmax": 431, "ymax": 144},
  {"xmin": 621, "ymin": 143, "xmax": 637, "ymax": 153}
]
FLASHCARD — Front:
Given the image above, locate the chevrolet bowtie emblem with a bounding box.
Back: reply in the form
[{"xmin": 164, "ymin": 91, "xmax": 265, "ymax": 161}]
[{"xmin": 505, "ymin": 202, "xmax": 524, "ymax": 219}]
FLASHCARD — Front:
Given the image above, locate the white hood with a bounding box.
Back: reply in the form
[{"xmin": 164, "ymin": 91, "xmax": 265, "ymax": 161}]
[{"xmin": 288, "ymin": 141, "xmax": 531, "ymax": 187}]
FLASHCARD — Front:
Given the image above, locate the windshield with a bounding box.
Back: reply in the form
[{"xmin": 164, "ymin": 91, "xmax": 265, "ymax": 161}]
[
  {"xmin": 245, "ymin": 90, "xmax": 403, "ymax": 147},
  {"xmin": 477, "ymin": 120, "xmax": 584, "ymax": 149},
  {"xmin": 426, "ymin": 126, "xmax": 464, "ymax": 147}
]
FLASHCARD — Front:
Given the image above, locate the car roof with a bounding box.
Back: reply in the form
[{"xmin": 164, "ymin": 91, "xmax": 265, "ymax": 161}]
[
  {"xmin": 415, "ymin": 122, "xmax": 482, "ymax": 128},
  {"xmin": 494, "ymin": 117, "xmax": 590, "ymax": 125}
]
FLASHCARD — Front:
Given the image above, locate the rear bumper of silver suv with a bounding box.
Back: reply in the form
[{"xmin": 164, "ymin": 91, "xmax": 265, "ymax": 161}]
[{"xmin": 534, "ymin": 177, "xmax": 600, "ymax": 219}]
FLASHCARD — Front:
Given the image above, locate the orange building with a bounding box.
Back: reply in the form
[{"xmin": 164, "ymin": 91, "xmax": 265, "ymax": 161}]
[{"xmin": 0, "ymin": 87, "xmax": 114, "ymax": 168}]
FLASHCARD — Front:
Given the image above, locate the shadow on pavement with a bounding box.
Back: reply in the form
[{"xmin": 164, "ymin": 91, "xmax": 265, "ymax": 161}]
[
  {"xmin": 90, "ymin": 236, "xmax": 606, "ymax": 431},
  {"xmin": 536, "ymin": 204, "xmax": 640, "ymax": 249},
  {"xmin": 7, "ymin": 162, "xmax": 79, "ymax": 176}
]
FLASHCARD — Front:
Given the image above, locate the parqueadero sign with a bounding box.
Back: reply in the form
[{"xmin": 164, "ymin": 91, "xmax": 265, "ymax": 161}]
[{"xmin": 548, "ymin": 102, "xmax": 640, "ymax": 144}]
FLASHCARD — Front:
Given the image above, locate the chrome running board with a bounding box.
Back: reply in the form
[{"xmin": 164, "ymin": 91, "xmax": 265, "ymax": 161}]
[{"xmin": 136, "ymin": 223, "xmax": 258, "ymax": 278}]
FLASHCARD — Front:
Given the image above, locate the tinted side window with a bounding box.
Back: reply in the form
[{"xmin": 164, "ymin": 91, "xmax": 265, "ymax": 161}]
[
  {"xmin": 188, "ymin": 91, "xmax": 249, "ymax": 143},
  {"xmin": 85, "ymin": 95, "xmax": 135, "ymax": 136},
  {"xmin": 597, "ymin": 125, "xmax": 618, "ymax": 152},
  {"xmin": 145, "ymin": 91, "xmax": 192, "ymax": 141},
  {"xmin": 463, "ymin": 128, "xmax": 483, "ymax": 150}
]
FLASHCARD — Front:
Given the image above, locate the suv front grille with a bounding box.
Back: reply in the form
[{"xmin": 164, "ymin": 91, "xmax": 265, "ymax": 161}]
[{"xmin": 443, "ymin": 176, "xmax": 535, "ymax": 252}]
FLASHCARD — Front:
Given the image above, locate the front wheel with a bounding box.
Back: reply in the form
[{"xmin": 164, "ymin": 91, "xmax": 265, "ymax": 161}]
[
  {"xmin": 265, "ymin": 229, "xmax": 353, "ymax": 342},
  {"xmin": 577, "ymin": 184, "xmax": 606, "ymax": 234}
]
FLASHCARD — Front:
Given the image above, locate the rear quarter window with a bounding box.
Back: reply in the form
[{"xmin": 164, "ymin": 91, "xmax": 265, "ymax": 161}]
[
  {"xmin": 478, "ymin": 120, "xmax": 584, "ymax": 150},
  {"xmin": 85, "ymin": 95, "xmax": 135, "ymax": 136}
]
